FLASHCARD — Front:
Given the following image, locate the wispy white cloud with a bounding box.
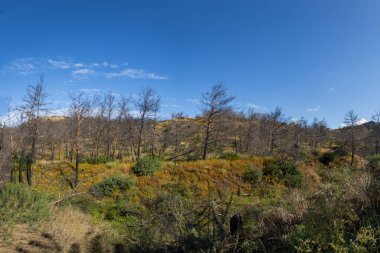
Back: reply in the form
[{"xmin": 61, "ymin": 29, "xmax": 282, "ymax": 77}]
[
  {"xmin": 307, "ymin": 106, "xmax": 320, "ymax": 112},
  {"xmin": 2, "ymin": 58, "xmax": 168, "ymax": 80},
  {"xmin": 104, "ymin": 68, "xmax": 168, "ymax": 80},
  {"xmin": 1, "ymin": 58, "xmax": 36, "ymax": 75},
  {"xmin": 89, "ymin": 61, "xmax": 110, "ymax": 68},
  {"xmin": 72, "ymin": 68, "xmax": 96, "ymax": 77},
  {"xmin": 80, "ymin": 88, "xmax": 102, "ymax": 94},
  {"xmin": 246, "ymin": 103, "xmax": 267, "ymax": 112},
  {"xmin": 47, "ymin": 59, "xmax": 110, "ymax": 70},
  {"xmin": 48, "ymin": 59, "xmax": 74, "ymax": 69}
]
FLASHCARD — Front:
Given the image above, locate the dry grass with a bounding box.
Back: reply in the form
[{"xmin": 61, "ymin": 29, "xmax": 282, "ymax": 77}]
[
  {"xmin": 33, "ymin": 158, "xmax": 271, "ymax": 199},
  {"xmin": 0, "ymin": 224, "xmax": 60, "ymax": 253},
  {"xmin": 41, "ymin": 206, "xmax": 113, "ymax": 252},
  {"xmin": 0, "ymin": 206, "xmax": 113, "ymax": 252},
  {"xmin": 137, "ymin": 158, "xmax": 271, "ymax": 197},
  {"xmin": 33, "ymin": 160, "xmax": 132, "ymax": 194}
]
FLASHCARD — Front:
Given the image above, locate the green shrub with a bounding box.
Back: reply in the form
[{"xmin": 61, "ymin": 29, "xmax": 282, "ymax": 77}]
[
  {"xmin": 350, "ymin": 226, "xmax": 380, "ymax": 251},
  {"xmin": 219, "ymin": 152, "xmax": 240, "ymax": 161},
  {"xmin": 295, "ymin": 149, "xmax": 309, "ymax": 162},
  {"xmin": 90, "ymin": 174, "xmax": 134, "ymax": 197},
  {"xmin": 133, "ymin": 156, "xmax": 162, "ymax": 176},
  {"xmin": 85, "ymin": 156, "xmax": 112, "ymax": 164},
  {"xmin": 319, "ymin": 152, "xmax": 335, "ymax": 166},
  {"xmin": 263, "ymin": 162, "xmax": 282, "ymax": 178},
  {"xmin": 68, "ymin": 194, "xmax": 101, "ymax": 214},
  {"xmin": 368, "ymin": 154, "xmax": 380, "ymax": 171},
  {"xmin": 282, "ymin": 161, "xmax": 304, "ymax": 187},
  {"xmin": 243, "ymin": 166, "xmax": 263, "ymax": 186},
  {"xmin": 0, "ymin": 183, "xmax": 52, "ymax": 227},
  {"xmin": 368, "ymin": 155, "xmax": 380, "ymax": 181},
  {"xmin": 263, "ymin": 161, "xmax": 303, "ymax": 187}
]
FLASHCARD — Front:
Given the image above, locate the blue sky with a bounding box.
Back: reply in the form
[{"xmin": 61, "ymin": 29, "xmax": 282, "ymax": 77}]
[{"xmin": 1, "ymin": 0, "xmax": 380, "ymax": 128}]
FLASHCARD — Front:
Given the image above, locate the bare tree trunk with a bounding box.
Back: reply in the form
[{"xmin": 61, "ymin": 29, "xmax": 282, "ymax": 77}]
[
  {"xmin": 137, "ymin": 116, "xmax": 145, "ymax": 159},
  {"xmin": 50, "ymin": 143, "xmax": 55, "ymax": 160},
  {"xmin": 58, "ymin": 143, "xmax": 61, "ymax": 160},
  {"xmin": 70, "ymin": 143, "xmax": 74, "ymax": 163},
  {"xmin": 75, "ymin": 153, "xmax": 79, "ymax": 188},
  {"xmin": 18, "ymin": 149, "xmax": 25, "ymax": 183},
  {"xmin": 202, "ymin": 122, "xmax": 211, "ymax": 160},
  {"xmin": 26, "ymin": 135, "xmax": 36, "ymax": 186},
  {"xmin": 351, "ymin": 136, "xmax": 355, "ymax": 166},
  {"xmin": 26, "ymin": 161, "xmax": 32, "ymax": 186}
]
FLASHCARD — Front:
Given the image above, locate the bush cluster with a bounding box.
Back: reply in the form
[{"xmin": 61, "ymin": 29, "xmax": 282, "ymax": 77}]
[
  {"xmin": 368, "ymin": 154, "xmax": 380, "ymax": 172},
  {"xmin": 84, "ymin": 156, "xmax": 112, "ymax": 164},
  {"xmin": 243, "ymin": 166, "xmax": 263, "ymax": 186},
  {"xmin": 319, "ymin": 152, "xmax": 335, "ymax": 165},
  {"xmin": 90, "ymin": 174, "xmax": 134, "ymax": 197},
  {"xmin": 0, "ymin": 183, "xmax": 52, "ymax": 227},
  {"xmin": 263, "ymin": 161, "xmax": 304, "ymax": 187},
  {"xmin": 133, "ymin": 156, "xmax": 162, "ymax": 176}
]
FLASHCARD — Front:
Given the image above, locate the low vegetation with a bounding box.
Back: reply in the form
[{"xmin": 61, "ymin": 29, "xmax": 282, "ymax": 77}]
[
  {"xmin": 133, "ymin": 156, "xmax": 162, "ymax": 176},
  {"xmin": 0, "ymin": 82, "xmax": 379, "ymax": 252}
]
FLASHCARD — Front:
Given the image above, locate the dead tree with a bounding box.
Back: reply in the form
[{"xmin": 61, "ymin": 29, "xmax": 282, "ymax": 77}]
[
  {"xmin": 102, "ymin": 93, "xmax": 115, "ymax": 158},
  {"xmin": 116, "ymin": 95, "xmax": 132, "ymax": 160},
  {"xmin": 200, "ymin": 83, "xmax": 235, "ymax": 160},
  {"xmin": 135, "ymin": 87, "xmax": 161, "ymax": 159},
  {"xmin": 344, "ymin": 110, "xmax": 359, "ymax": 166},
  {"xmin": 19, "ymin": 76, "xmax": 49, "ymax": 186},
  {"xmin": 68, "ymin": 92, "xmax": 96, "ymax": 188}
]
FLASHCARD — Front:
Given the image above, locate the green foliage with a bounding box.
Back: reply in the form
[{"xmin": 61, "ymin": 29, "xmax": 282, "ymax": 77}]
[
  {"xmin": 68, "ymin": 194, "xmax": 101, "ymax": 214},
  {"xmin": 295, "ymin": 149, "xmax": 309, "ymax": 162},
  {"xmin": 90, "ymin": 174, "xmax": 134, "ymax": 197},
  {"xmin": 263, "ymin": 161, "xmax": 304, "ymax": 187},
  {"xmin": 289, "ymin": 197, "xmax": 380, "ymax": 252},
  {"xmin": 368, "ymin": 154, "xmax": 380, "ymax": 172},
  {"xmin": 85, "ymin": 156, "xmax": 112, "ymax": 164},
  {"xmin": 126, "ymin": 190, "xmax": 236, "ymax": 252},
  {"xmin": 318, "ymin": 166, "xmax": 351, "ymax": 184},
  {"xmin": 243, "ymin": 166, "xmax": 263, "ymax": 186},
  {"xmin": 219, "ymin": 152, "xmax": 240, "ymax": 161},
  {"xmin": 133, "ymin": 156, "xmax": 162, "ymax": 176},
  {"xmin": 319, "ymin": 152, "xmax": 335, "ymax": 165},
  {"xmin": 0, "ymin": 183, "xmax": 52, "ymax": 227},
  {"xmin": 9, "ymin": 152, "xmax": 380, "ymax": 252},
  {"xmin": 282, "ymin": 162, "xmax": 304, "ymax": 187},
  {"xmin": 350, "ymin": 226, "xmax": 380, "ymax": 252},
  {"xmin": 288, "ymin": 192, "xmax": 353, "ymax": 251},
  {"xmin": 288, "ymin": 166, "xmax": 380, "ymax": 252}
]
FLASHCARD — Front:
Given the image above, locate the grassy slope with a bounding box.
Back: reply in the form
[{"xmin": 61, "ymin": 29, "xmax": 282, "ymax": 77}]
[{"xmin": 1, "ymin": 150, "xmax": 376, "ymax": 252}]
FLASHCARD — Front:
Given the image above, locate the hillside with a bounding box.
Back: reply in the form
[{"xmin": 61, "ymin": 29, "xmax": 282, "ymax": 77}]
[{"xmin": 0, "ymin": 147, "xmax": 379, "ymax": 252}]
